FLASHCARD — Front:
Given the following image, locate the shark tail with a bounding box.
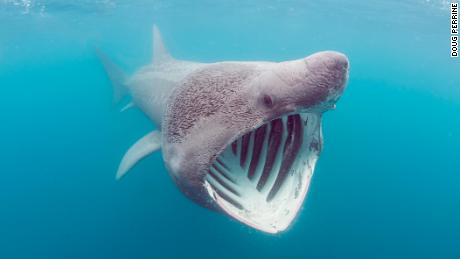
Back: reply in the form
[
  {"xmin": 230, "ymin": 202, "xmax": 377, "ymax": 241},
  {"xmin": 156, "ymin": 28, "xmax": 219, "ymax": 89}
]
[{"xmin": 96, "ymin": 48, "xmax": 129, "ymax": 104}]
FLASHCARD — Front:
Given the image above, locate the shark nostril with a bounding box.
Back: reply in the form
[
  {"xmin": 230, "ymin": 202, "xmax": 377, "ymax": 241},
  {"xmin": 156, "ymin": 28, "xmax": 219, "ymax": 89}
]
[
  {"xmin": 337, "ymin": 56, "xmax": 349, "ymax": 72},
  {"xmin": 340, "ymin": 60, "xmax": 349, "ymax": 72},
  {"xmin": 332, "ymin": 58, "xmax": 348, "ymax": 72},
  {"xmin": 338, "ymin": 62, "xmax": 348, "ymax": 71}
]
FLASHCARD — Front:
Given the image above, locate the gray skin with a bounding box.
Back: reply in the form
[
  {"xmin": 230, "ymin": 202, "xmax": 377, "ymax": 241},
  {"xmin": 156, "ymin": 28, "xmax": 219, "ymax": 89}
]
[
  {"xmin": 159, "ymin": 52, "xmax": 349, "ymax": 209},
  {"xmin": 107, "ymin": 26, "xmax": 349, "ymax": 231}
]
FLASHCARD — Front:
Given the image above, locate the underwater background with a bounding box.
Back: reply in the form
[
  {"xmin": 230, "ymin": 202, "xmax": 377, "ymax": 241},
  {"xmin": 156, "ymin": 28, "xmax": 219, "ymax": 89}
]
[{"xmin": 1, "ymin": 0, "xmax": 459, "ymax": 258}]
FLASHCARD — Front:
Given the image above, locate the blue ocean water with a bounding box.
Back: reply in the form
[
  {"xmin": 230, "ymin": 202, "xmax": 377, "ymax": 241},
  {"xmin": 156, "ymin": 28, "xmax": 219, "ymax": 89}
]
[{"xmin": 1, "ymin": 0, "xmax": 459, "ymax": 258}]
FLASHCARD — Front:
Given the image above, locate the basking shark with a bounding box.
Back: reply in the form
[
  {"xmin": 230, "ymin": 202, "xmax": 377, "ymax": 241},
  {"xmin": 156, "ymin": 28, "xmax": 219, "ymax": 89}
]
[{"xmin": 99, "ymin": 26, "xmax": 349, "ymax": 234}]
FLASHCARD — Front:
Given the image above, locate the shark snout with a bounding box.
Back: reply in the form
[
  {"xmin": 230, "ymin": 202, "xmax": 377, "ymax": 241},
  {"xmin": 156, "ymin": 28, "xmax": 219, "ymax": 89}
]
[
  {"xmin": 325, "ymin": 51, "xmax": 349, "ymax": 70},
  {"xmin": 307, "ymin": 50, "xmax": 349, "ymax": 87},
  {"xmin": 308, "ymin": 51, "xmax": 348, "ymax": 68},
  {"xmin": 326, "ymin": 51, "xmax": 349, "ymax": 90},
  {"xmin": 302, "ymin": 51, "xmax": 349, "ymax": 108}
]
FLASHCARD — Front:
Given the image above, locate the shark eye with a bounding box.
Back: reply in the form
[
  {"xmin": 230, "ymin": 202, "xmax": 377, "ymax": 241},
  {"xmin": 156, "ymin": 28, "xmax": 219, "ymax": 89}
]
[{"xmin": 262, "ymin": 94, "xmax": 274, "ymax": 108}]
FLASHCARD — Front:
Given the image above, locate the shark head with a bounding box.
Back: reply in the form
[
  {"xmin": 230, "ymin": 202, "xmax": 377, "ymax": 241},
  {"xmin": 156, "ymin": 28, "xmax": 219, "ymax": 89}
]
[
  {"xmin": 104, "ymin": 26, "xmax": 349, "ymax": 234},
  {"xmin": 249, "ymin": 51, "xmax": 348, "ymax": 120},
  {"xmin": 162, "ymin": 50, "xmax": 349, "ymax": 234}
]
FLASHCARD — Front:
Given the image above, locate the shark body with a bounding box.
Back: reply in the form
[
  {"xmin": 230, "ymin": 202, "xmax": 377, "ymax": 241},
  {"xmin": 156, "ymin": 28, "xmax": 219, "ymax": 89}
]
[{"xmin": 99, "ymin": 26, "xmax": 349, "ymax": 233}]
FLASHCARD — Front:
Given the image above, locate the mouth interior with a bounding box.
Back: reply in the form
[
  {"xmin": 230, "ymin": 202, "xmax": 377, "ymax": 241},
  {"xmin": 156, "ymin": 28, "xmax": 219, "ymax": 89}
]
[{"xmin": 204, "ymin": 113, "xmax": 322, "ymax": 233}]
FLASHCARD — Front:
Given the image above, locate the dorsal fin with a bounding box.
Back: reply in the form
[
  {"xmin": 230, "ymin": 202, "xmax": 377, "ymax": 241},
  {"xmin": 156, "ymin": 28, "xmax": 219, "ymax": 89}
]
[{"xmin": 153, "ymin": 25, "xmax": 173, "ymax": 65}]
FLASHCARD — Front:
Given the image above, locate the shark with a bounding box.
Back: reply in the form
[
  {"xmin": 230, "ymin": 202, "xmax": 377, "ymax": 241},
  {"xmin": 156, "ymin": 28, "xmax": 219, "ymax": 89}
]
[{"xmin": 98, "ymin": 25, "xmax": 349, "ymax": 234}]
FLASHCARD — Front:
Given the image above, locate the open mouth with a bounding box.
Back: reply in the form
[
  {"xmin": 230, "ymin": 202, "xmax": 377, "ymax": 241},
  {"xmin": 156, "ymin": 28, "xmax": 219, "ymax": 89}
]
[{"xmin": 204, "ymin": 113, "xmax": 322, "ymax": 233}]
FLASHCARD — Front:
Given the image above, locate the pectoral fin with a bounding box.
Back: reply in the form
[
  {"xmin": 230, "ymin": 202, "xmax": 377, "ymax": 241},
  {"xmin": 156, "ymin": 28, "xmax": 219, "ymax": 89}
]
[{"xmin": 116, "ymin": 130, "xmax": 161, "ymax": 180}]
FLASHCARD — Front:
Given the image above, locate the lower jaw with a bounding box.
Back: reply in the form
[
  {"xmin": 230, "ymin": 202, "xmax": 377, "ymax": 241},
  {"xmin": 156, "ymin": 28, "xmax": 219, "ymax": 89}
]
[{"xmin": 203, "ymin": 112, "xmax": 323, "ymax": 233}]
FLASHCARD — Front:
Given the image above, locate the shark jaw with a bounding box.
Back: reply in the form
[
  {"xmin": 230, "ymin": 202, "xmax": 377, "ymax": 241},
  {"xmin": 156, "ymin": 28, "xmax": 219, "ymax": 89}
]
[{"xmin": 204, "ymin": 112, "xmax": 322, "ymax": 234}]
